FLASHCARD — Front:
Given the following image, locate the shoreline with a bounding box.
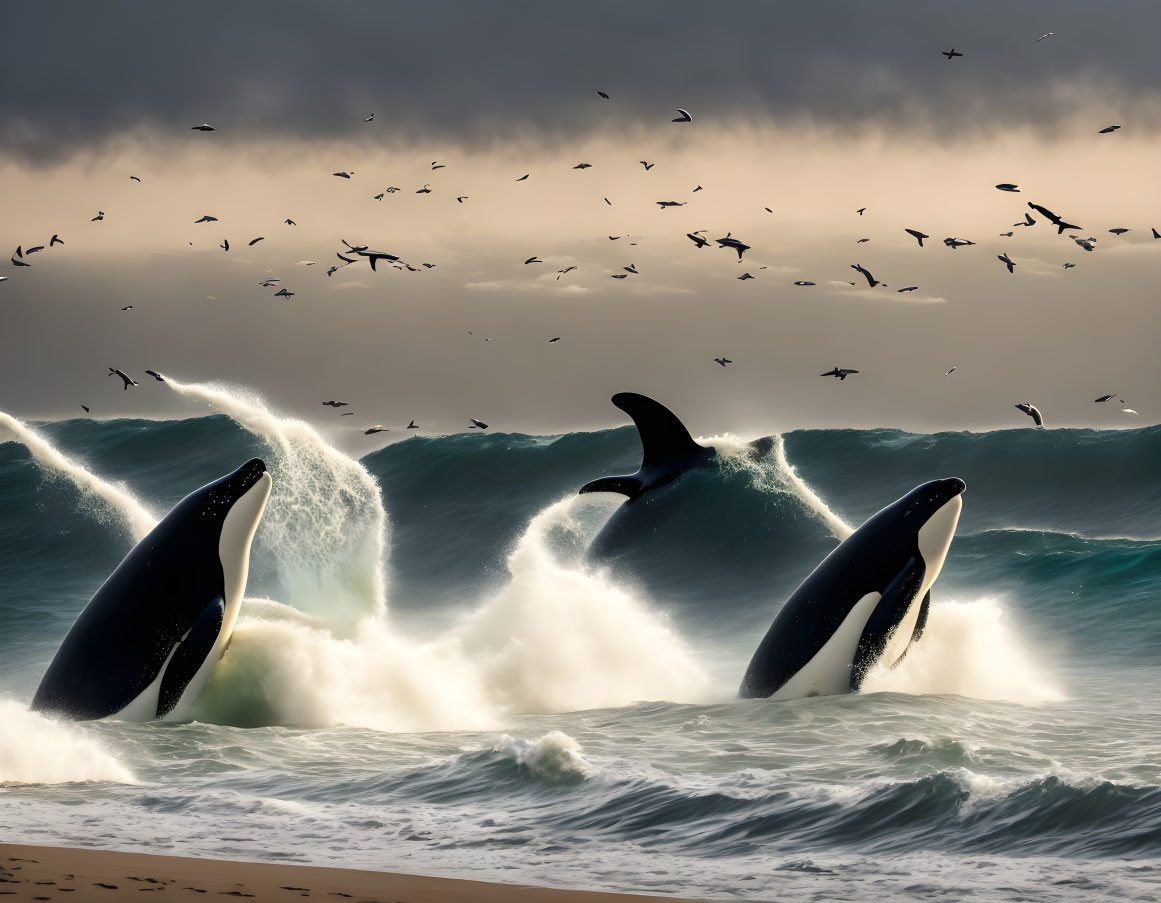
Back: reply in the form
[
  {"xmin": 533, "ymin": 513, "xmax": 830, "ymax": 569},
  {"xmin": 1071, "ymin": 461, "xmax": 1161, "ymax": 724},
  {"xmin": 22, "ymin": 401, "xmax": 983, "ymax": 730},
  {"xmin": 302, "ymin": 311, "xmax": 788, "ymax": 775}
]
[{"xmin": 0, "ymin": 843, "xmax": 702, "ymax": 902}]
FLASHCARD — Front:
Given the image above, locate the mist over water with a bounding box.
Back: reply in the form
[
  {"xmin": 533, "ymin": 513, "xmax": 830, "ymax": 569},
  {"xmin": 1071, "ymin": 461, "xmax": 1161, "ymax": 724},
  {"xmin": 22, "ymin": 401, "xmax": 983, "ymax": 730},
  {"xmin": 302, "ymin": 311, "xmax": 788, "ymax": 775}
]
[{"xmin": 1, "ymin": 397, "xmax": 1158, "ymax": 899}]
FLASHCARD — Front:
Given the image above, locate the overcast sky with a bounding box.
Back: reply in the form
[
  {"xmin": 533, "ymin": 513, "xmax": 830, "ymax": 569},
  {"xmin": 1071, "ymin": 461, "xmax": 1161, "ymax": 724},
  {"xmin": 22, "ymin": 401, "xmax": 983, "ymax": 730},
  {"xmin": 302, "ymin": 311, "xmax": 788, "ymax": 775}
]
[{"xmin": 1, "ymin": 1, "xmax": 1158, "ymax": 442}]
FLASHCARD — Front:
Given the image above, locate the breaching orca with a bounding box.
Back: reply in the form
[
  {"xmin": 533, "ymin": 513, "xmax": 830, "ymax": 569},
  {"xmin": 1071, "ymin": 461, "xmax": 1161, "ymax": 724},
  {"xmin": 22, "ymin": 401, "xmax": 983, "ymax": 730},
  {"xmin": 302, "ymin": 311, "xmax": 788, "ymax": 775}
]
[
  {"xmin": 32, "ymin": 459, "xmax": 272, "ymax": 722},
  {"xmin": 739, "ymin": 477, "xmax": 965, "ymax": 700}
]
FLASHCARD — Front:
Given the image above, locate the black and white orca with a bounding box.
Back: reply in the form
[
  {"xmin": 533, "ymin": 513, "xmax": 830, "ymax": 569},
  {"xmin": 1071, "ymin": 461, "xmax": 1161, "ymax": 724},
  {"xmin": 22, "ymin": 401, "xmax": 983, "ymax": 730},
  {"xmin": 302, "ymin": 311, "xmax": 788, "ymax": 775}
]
[
  {"xmin": 739, "ymin": 477, "xmax": 965, "ymax": 700},
  {"xmin": 32, "ymin": 459, "xmax": 271, "ymax": 722}
]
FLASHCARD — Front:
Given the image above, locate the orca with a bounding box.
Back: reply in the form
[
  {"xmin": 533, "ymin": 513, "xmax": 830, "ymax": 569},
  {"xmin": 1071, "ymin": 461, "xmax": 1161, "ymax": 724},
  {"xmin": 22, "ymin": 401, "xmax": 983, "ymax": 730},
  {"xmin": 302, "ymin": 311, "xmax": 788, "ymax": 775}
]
[
  {"xmin": 739, "ymin": 477, "xmax": 965, "ymax": 700},
  {"xmin": 32, "ymin": 459, "xmax": 272, "ymax": 722},
  {"xmin": 578, "ymin": 393, "xmax": 777, "ymax": 569}
]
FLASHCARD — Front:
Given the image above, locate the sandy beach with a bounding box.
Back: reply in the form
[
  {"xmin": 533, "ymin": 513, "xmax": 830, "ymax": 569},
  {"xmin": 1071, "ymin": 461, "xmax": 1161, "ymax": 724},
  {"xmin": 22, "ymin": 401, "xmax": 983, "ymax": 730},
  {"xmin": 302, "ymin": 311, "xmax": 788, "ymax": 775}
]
[{"xmin": 0, "ymin": 844, "xmax": 699, "ymax": 902}]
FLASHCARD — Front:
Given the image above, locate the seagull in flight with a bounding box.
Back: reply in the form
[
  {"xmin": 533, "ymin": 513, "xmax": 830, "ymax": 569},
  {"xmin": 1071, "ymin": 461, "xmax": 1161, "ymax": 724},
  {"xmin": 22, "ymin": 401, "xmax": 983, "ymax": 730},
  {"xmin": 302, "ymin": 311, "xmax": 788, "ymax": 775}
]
[
  {"xmin": 905, "ymin": 229, "xmax": 929, "ymax": 247},
  {"xmin": 944, "ymin": 237, "xmax": 976, "ymax": 249},
  {"xmin": 713, "ymin": 357, "xmax": 733, "ymax": 367},
  {"xmin": 596, "ymin": 91, "xmax": 610, "ymax": 99},
  {"xmin": 144, "ymin": 370, "xmax": 165, "ymax": 382},
  {"xmin": 1014, "ymin": 212, "xmax": 1036, "ymax": 227},
  {"xmin": 1027, "ymin": 202, "xmax": 1079, "ymax": 234},
  {"xmin": 995, "ymin": 183, "xmax": 1020, "ymax": 192},
  {"xmin": 821, "ymin": 367, "xmax": 859, "ymax": 380},
  {"xmin": 1094, "ymin": 394, "xmax": 1116, "ymax": 403},
  {"xmin": 898, "ymin": 286, "xmax": 919, "ymax": 293},
  {"xmin": 191, "ymin": 123, "xmax": 215, "ymax": 131},
  {"xmin": 364, "ymin": 113, "xmax": 374, "ymax": 122},
  {"xmin": 248, "ymin": 237, "xmax": 264, "ymax": 246},
  {"xmin": 1098, "ymin": 125, "xmax": 1121, "ymax": 134},
  {"xmin": 737, "ymin": 272, "xmax": 754, "ymax": 280},
  {"xmin": 715, "ymin": 234, "xmax": 751, "ymax": 260},
  {"xmin": 573, "ymin": 163, "xmax": 593, "ymax": 169},
  {"xmin": 274, "ymin": 288, "xmax": 295, "ymax": 298},
  {"xmin": 657, "ymin": 200, "xmax": 686, "ymax": 208},
  {"xmin": 640, "ymin": 161, "xmax": 655, "ymax": 170},
  {"xmin": 672, "ymin": 108, "xmax": 693, "ymax": 122},
  {"xmin": 997, "ymin": 252, "xmax": 1016, "ymax": 273},
  {"xmin": 333, "ymin": 171, "xmax": 353, "ymax": 179},
  {"xmin": 364, "ymin": 426, "xmax": 389, "ymax": 435},
  {"xmin": 194, "ymin": 215, "xmax": 218, "ymax": 223},
  {"xmin": 109, "ymin": 368, "xmax": 138, "ymax": 390},
  {"xmin": 91, "ymin": 211, "xmax": 105, "ymax": 221},
  {"xmin": 851, "ymin": 263, "xmax": 879, "ymax": 287},
  {"xmin": 1015, "ymin": 403, "xmax": 1044, "ymax": 427},
  {"xmin": 1037, "ymin": 32, "xmax": 1054, "ymax": 42},
  {"xmin": 469, "ymin": 419, "xmax": 489, "ymax": 430},
  {"xmin": 524, "ymin": 256, "xmax": 542, "ymax": 265},
  {"xmin": 321, "ymin": 400, "xmax": 349, "ymax": 408},
  {"xmin": 687, "ymin": 233, "xmax": 710, "ymax": 249},
  {"xmin": 50, "ymin": 235, "xmax": 63, "ymax": 246},
  {"xmin": 285, "ymin": 218, "xmax": 296, "ymax": 226},
  {"xmin": 942, "ymin": 49, "xmax": 963, "ymax": 59}
]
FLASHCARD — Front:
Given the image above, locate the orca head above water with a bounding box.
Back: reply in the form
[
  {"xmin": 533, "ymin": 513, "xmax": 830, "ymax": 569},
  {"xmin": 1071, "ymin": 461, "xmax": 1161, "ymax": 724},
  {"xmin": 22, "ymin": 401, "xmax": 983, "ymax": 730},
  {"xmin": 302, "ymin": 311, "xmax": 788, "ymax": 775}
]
[{"xmin": 32, "ymin": 459, "xmax": 272, "ymax": 722}]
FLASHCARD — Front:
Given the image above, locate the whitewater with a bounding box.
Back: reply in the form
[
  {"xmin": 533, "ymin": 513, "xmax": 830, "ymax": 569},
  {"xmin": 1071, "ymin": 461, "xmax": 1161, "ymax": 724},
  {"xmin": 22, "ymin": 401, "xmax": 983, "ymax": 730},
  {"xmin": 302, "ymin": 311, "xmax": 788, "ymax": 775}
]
[{"xmin": 1, "ymin": 384, "xmax": 1159, "ymax": 900}]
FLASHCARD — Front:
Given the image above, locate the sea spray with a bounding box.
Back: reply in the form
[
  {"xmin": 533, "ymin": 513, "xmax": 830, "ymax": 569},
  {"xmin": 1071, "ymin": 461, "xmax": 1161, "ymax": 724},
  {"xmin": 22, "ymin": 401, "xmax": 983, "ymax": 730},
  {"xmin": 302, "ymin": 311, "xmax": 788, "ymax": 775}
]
[
  {"xmin": 0, "ymin": 700, "xmax": 134, "ymax": 785},
  {"xmin": 861, "ymin": 597, "xmax": 1063, "ymax": 703},
  {"xmin": 0, "ymin": 411, "xmax": 157, "ymax": 541},
  {"xmin": 710, "ymin": 433, "xmax": 853, "ymax": 540},
  {"xmin": 495, "ymin": 731, "xmax": 592, "ymax": 781},
  {"xmin": 457, "ymin": 497, "xmax": 710, "ymax": 714},
  {"xmin": 196, "ymin": 497, "xmax": 709, "ymax": 730},
  {"xmin": 163, "ymin": 379, "xmax": 388, "ymax": 629}
]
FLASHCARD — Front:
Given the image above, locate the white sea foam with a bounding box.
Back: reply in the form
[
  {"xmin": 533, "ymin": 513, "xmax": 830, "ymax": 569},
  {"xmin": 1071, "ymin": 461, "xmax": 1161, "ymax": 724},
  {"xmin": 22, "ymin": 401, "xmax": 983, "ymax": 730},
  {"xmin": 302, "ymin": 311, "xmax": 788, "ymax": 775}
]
[
  {"xmin": 0, "ymin": 700, "xmax": 134, "ymax": 785},
  {"xmin": 861, "ymin": 597, "xmax": 1063, "ymax": 704},
  {"xmin": 495, "ymin": 731, "xmax": 592, "ymax": 780}
]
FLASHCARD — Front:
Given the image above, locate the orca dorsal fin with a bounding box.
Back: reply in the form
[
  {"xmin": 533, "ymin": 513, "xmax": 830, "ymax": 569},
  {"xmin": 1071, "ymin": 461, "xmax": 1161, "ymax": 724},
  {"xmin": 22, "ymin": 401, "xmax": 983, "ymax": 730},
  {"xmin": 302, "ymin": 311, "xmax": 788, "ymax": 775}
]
[{"xmin": 579, "ymin": 393, "xmax": 715, "ymax": 499}]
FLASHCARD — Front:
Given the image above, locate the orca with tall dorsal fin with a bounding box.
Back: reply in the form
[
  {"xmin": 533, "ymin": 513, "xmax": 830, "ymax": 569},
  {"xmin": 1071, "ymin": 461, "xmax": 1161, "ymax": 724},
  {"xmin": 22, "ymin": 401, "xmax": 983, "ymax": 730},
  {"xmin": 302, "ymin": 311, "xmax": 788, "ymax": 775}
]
[
  {"xmin": 32, "ymin": 459, "xmax": 271, "ymax": 722},
  {"xmin": 578, "ymin": 393, "xmax": 720, "ymax": 500}
]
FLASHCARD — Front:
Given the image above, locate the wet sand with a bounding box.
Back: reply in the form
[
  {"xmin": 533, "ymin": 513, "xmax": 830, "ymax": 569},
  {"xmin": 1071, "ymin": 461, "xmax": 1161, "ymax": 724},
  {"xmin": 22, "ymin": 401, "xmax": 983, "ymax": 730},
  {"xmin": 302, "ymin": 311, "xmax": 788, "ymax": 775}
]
[{"xmin": 0, "ymin": 843, "xmax": 700, "ymax": 902}]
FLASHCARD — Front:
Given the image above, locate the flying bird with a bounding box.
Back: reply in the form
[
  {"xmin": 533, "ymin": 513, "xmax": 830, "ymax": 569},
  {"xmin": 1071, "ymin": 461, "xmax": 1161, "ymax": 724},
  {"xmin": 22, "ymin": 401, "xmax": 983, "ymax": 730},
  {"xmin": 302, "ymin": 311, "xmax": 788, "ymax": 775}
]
[
  {"xmin": 50, "ymin": 234, "xmax": 63, "ymax": 246},
  {"xmin": 1037, "ymin": 32, "xmax": 1054, "ymax": 41},
  {"xmin": 793, "ymin": 281, "xmax": 816, "ymax": 286},
  {"xmin": 1109, "ymin": 228, "xmax": 1130, "ymax": 236},
  {"xmin": 285, "ymin": 218, "xmax": 296, "ymax": 226},
  {"xmin": 322, "ymin": 401, "xmax": 348, "ymax": 408},
  {"xmin": 120, "ymin": 305, "xmax": 133, "ymax": 311},
  {"xmin": 91, "ymin": 211, "xmax": 105, "ymax": 221},
  {"xmin": 946, "ymin": 367, "xmax": 957, "ymax": 375},
  {"xmin": 997, "ymin": 252, "xmax": 1016, "ymax": 273},
  {"xmin": 1094, "ymin": 394, "xmax": 1115, "ymax": 403},
  {"xmin": 129, "ymin": 176, "xmax": 141, "ymax": 182},
  {"xmin": 431, "ymin": 161, "xmax": 445, "ymax": 170},
  {"xmin": 407, "ymin": 421, "xmax": 419, "ymax": 429},
  {"xmin": 640, "ymin": 161, "xmax": 655, "ymax": 170},
  {"xmin": 524, "ymin": 256, "xmax": 542, "ymax": 265},
  {"xmin": 415, "ymin": 184, "xmax": 432, "ymax": 194},
  {"xmin": 713, "ymin": 357, "xmax": 733, "ymax": 367},
  {"xmin": 516, "ymin": 174, "xmax": 529, "ymax": 181},
  {"xmin": 190, "ymin": 123, "xmax": 215, "ymax": 131},
  {"xmin": 1062, "ymin": 262, "xmax": 1076, "ymax": 268},
  {"xmin": 942, "ymin": 49, "xmax": 963, "ymax": 59},
  {"xmin": 364, "ymin": 426, "xmax": 389, "ymax": 435},
  {"xmin": 1015, "ymin": 403, "xmax": 1044, "ymax": 427},
  {"xmin": 220, "ymin": 239, "xmax": 229, "ymax": 251},
  {"xmin": 657, "ymin": 200, "xmax": 686, "ymax": 208},
  {"xmin": 194, "ymin": 215, "xmax": 218, "ymax": 223},
  {"xmin": 604, "ymin": 197, "xmax": 612, "ymax": 205},
  {"xmin": 548, "ymin": 337, "xmax": 561, "ymax": 343},
  {"xmin": 1122, "ymin": 408, "xmax": 1140, "ymax": 416},
  {"xmin": 905, "ymin": 228, "xmax": 929, "ymax": 247},
  {"xmin": 715, "ymin": 234, "xmax": 751, "ymax": 260},
  {"xmin": 737, "ymin": 272, "xmax": 754, "ymax": 280},
  {"xmin": 469, "ymin": 419, "xmax": 489, "ymax": 430},
  {"xmin": 108, "ymin": 368, "xmax": 138, "ymax": 390},
  {"xmin": 364, "ymin": 113, "xmax": 374, "ymax": 122},
  {"xmin": 10, "ymin": 253, "xmax": 29, "ymax": 267},
  {"xmin": 274, "ymin": 289, "xmax": 295, "ymax": 298},
  {"xmin": 333, "ymin": 171, "xmax": 353, "ymax": 179},
  {"xmin": 457, "ymin": 196, "xmax": 469, "ymax": 203},
  {"xmin": 897, "ymin": 286, "xmax": 919, "ymax": 292},
  {"xmin": 999, "ymin": 231, "xmax": 1014, "ymax": 237},
  {"xmin": 856, "ymin": 238, "xmax": 870, "ymax": 244},
  {"xmin": 856, "ymin": 208, "xmax": 866, "ymax": 215},
  {"xmin": 25, "ymin": 245, "xmax": 44, "ymax": 254},
  {"xmin": 596, "ymin": 91, "xmax": 610, "ymax": 99},
  {"xmin": 687, "ymin": 233, "xmax": 709, "ymax": 248},
  {"xmin": 1098, "ymin": 125, "xmax": 1121, "ymax": 134},
  {"xmin": 248, "ymin": 237, "xmax": 265, "ymax": 246},
  {"xmin": 672, "ymin": 109, "xmax": 692, "ymax": 122},
  {"xmin": 556, "ymin": 266, "xmax": 577, "ymax": 279},
  {"xmin": 81, "ymin": 405, "xmax": 89, "ymax": 413},
  {"xmin": 1015, "ymin": 213, "xmax": 1036, "ymax": 227},
  {"xmin": 944, "ymin": 237, "xmax": 976, "ymax": 249},
  {"xmin": 1153, "ymin": 228, "xmax": 1160, "ymax": 239},
  {"xmin": 995, "ymin": 183, "xmax": 1020, "ymax": 192},
  {"xmin": 573, "ymin": 163, "xmax": 592, "ymax": 169},
  {"xmin": 821, "ymin": 367, "xmax": 859, "ymax": 380},
  {"xmin": 851, "ymin": 263, "xmax": 879, "ymax": 287},
  {"xmin": 144, "ymin": 370, "xmax": 165, "ymax": 382}
]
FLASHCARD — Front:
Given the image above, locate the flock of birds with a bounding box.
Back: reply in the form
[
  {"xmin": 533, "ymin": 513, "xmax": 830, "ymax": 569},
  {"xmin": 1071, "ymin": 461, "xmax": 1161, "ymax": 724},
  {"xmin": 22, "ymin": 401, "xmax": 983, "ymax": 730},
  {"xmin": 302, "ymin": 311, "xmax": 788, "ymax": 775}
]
[{"xmin": 4, "ymin": 39, "xmax": 1153, "ymax": 433}]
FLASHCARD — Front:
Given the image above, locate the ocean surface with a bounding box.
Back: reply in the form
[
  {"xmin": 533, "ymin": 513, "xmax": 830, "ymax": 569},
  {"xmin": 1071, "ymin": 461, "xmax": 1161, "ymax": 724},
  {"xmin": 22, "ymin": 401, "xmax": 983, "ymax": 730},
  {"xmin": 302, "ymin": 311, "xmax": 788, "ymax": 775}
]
[{"xmin": 1, "ymin": 381, "xmax": 1160, "ymax": 901}]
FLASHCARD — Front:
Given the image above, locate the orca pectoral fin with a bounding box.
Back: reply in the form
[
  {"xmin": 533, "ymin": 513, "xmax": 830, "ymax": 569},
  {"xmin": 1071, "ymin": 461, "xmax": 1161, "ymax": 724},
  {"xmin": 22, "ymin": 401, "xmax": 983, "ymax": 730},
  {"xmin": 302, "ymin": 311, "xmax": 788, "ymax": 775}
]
[
  {"xmin": 911, "ymin": 590, "xmax": 931, "ymax": 644},
  {"xmin": 156, "ymin": 596, "xmax": 225, "ymax": 719},
  {"xmin": 852, "ymin": 556, "xmax": 925, "ymax": 689},
  {"xmin": 578, "ymin": 475, "xmax": 644, "ymax": 498}
]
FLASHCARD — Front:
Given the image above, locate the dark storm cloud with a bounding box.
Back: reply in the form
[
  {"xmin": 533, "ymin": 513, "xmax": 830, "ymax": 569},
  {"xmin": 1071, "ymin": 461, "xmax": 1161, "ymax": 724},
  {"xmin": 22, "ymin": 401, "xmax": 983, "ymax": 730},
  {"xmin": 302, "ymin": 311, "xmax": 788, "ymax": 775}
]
[{"xmin": 2, "ymin": 0, "xmax": 1160, "ymax": 161}]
